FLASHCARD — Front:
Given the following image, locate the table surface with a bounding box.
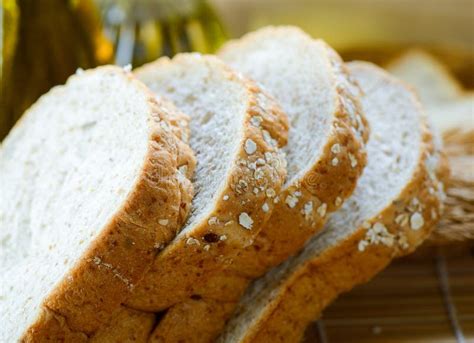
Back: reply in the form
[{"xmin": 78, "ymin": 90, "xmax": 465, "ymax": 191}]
[{"xmin": 303, "ymin": 245, "xmax": 474, "ymax": 343}]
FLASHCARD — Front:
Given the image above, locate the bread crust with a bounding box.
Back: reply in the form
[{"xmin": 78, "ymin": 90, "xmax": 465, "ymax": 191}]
[
  {"xmin": 12, "ymin": 66, "xmax": 196, "ymax": 341},
  {"xmin": 90, "ymin": 307, "xmax": 155, "ymax": 342},
  {"xmin": 216, "ymin": 62, "xmax": 446, "ymax": 343}
]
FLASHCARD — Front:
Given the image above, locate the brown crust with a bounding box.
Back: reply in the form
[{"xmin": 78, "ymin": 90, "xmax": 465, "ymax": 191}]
[
  {"xmin": 18, "ymin": 66, "xmax": 196, "ymax": 340},
  {"xmin": 90, "ymin": 307, "xmax": 155, "ymax": 342},
  {"xmin": 149, "ymin": 298, "xmax": 241, "ymax": 343},
  {"xmin": 122, "ymin": 55, "xmax": 289, "ymax": 312},
  {"xmin": 218, "ymin": 63, "xmax": 446, "ymax": 343}
]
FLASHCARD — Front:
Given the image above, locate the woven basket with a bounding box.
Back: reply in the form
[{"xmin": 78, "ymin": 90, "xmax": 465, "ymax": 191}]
[{"xmin": 427, "ymin": 128, "xmax": 474, "ymax": 245}]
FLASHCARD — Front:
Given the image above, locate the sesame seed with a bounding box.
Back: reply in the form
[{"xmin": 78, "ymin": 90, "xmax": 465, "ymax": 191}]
[
  {"xmin": 208, "ymin": 217, "xmax": 218, "ymax": 225},
  {"xmin": 317, "ymin": 203, "xmax": 327, "ymax": 217},
  {"xmin": 159, "ymin": 219, "xmax": 169, "ymax": 226},
  {"xmin": 285, "ymin": 195, "xmax": 298, "ymax": 208},
  {"xmin": 245, "ymin": 139, "xmax": 257, "ymax": 155},
  {"xmin": 250, "ymin": 116, "xmax": 263, "ymax": 127},
  {"xmin": 220, "ymin": 235, "xmax": 227, "ymax": 241},
  {"xmin": 223, "ymin": 195, "xmax": 229, "ymax": 201},
  {"xmin": 203, "ymin": 244, "xmax": 210, "ymax": 251},
  {"xmin": 331, "ymin": 144, "xmax": 341, "ymax": 154},
  {"xmin": 262, "ymin": 203, "xmax": 270, "ymax": 212},
  {"xmin": 348, "ymin": 153, "xmax": 357, "ymax": 168},
  {"xmin": 239, "ymin": 213, "xmax": 253, "ymax": 230},
  {"xmin": 395, "ymin": 213, "xmax": 408, "ymax": 226},
  {"xmin": 410, "ymin": 212, "xmax": 424, "ymax": 230},
  {"xmin": 273, "ymin": 196, "xmax": 280, "ymax": 204},
  {"xmin": 335, "ymin": 197, "xmax": 342, "ymax": 206},
  {"xmin": 186, "ymin": 237, "xmax": 200, "ymax": 246},
  {"xmin": 332, "ymin": 157, "xmax": 339, "ymax": 166},
  {"xmin": 266, "ymin": 188, "xmax": 276, "ymax": 198},
  {"xmin": 358, "ymin": 240, "xmax": 368, "ymax": 252}
]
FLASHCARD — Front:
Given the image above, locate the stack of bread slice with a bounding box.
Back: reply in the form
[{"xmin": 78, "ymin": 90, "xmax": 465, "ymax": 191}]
[{"xmin": 0, "ymin": 26, "xmax": 447, "ymax": 342}]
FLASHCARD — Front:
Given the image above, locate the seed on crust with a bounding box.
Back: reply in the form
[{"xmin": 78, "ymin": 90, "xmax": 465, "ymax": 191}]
[
  {"xmin": 410, "ymin": 212, "xmax": 424, "ymax": 230},
  {"xmin": 239, "ymin": 213, "xmax": 253, "ymax": 230},
  {"xmin": 285, "ymin": 195, "xmax": 298, "ymax": 208},
  {"xmin": 348, "ymin": 153, "xmax": 358, "ymax": 168},
  {"xmin": 245, "ymin": 139, "xmax": 257, "ymax": 155},
  {"xmin": 317, "ymin": 203, "xmax": 327, "ymax": 217}
]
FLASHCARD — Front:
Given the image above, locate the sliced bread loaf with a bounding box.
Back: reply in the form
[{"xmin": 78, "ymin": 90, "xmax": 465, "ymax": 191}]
[
  {"xmin": 140, "ymin": 26, "xmax": 369, "ymax": 343},
  {"xmin": 217, "ymin": 62, "xmax": 446, "ymax": 343},
  {"xmin": 121, "ymin": 53, "xmax": 289, "ymax": 312},
  {"xmin": 0, "ymin": 66, "xmax": 195, "ymax": 341},
  {"xmin": 218, "ymin": 26, "xmax": 368, "ymax": 275}
]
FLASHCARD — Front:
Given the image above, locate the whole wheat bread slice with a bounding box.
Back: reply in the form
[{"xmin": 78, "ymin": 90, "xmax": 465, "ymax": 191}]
[
  {"xmin": 0, "ymin": 66, "xmax": 195, "ymax": 341},
  {"xmin": 140, "ymin": 26, "xmax": 370, "ymax": 343},
  {"xmin": 216, "ymin": 62, "xmax": 446, "ymax": 343},
  {"xmin": 118, "ymin": 54, "xmax": 290, "ymax": 314}
]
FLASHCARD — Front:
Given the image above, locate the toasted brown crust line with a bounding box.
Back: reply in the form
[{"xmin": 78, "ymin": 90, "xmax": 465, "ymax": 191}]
[{"xmin": 20, "ymin": 66, "xmax": 195, "ymax": 340}]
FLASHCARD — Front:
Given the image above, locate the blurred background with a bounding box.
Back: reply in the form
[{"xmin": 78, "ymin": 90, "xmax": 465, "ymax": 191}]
[
  {"xmin": 1, "ymin": 1, "xmax": 473, "ymax": 342},
  {"xmin": 2, "ymin": 0, "xmax": 473, "ymax": 139}
]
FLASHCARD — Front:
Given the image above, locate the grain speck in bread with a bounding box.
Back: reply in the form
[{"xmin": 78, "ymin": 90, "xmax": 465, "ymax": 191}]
[
  {"xmin": 0, "ymin": 66, "xmax": 195, "ymax": 341},
  {"xmin": 216, "ymin": 62, "xmax": 446, "ymax": 343}
]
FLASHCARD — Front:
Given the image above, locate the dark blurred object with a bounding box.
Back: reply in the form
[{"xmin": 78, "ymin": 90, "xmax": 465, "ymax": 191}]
[
  {"xmin": 1, "ymin": 0, "xmax": 113, "ymax": 140},
  {"xmin": 1, "ymin": 0, "xmax": 226, "ymax": 140},
  {"xmin": 99, "ymin": 0, "xmax": 227, "ymax": 67}
]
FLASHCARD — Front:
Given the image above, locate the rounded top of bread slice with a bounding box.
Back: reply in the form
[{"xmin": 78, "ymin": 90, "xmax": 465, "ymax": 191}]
[
  {"xmin": 218, "ymin": 62, "xmax": 443, "ymax": 343},
  {"xmin": 219, "ymin": 26, "xmax": 368, "ymax": 188},
  {"xmin": 0, "ymin": 66, "xmax": 195, "ymax": 340},
  {"xmin": 135, "ymin": 53, "xmax": 289, "ymax": 247}
]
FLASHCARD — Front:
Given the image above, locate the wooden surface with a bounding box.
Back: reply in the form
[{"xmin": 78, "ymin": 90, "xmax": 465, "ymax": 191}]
[{"xmin": 303, "ymin": 246, "xmax": 474, "ymax": 343}]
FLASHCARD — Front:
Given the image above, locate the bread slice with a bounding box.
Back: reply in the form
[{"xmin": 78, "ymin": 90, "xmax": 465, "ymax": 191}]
[
  {"xmin": 119, "ymin": 54, "xmax": 289, "ymax": 313},
  {"xmin": 386, "ymin": 49, "xmax": 462, "ymax": 106},
  {"xmin": 134, "ymin": 26, "xmax": 369, "ymax": 343},
  {"xmin": 217, "ymin": 62, "xmax": 446, "ymax": 343},
  {"xmin": 386, "ymin": 49, "xmax": 473, "ymax": 135},
  {"xmin": 0, "ymin": 66, "xmax": 195, "ymax": 341}
]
